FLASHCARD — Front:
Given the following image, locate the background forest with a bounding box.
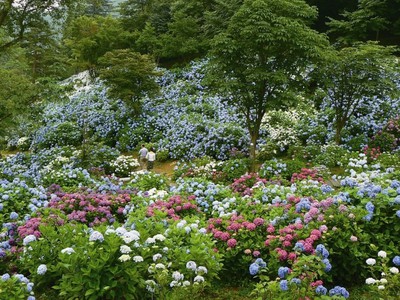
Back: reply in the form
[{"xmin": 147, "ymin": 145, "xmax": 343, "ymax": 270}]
[{"xmin": 1, "ymin": 0, "xmax": 400, "ymax": 159}]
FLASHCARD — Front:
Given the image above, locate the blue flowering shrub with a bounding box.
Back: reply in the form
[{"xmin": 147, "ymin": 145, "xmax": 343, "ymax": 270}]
[
  {"xmin": 0, "ymin": 178, "xmax": 48, "ymax": 224},
  {"xmin": 25, "ymin": 62, "xmax": 249, "ymax": 161},
  {"xmin": 37, "ymin": 122, "xmax": 83, "ymax": 149}
]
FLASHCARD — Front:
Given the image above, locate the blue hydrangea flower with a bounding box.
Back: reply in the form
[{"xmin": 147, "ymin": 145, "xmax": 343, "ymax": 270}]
[
  {"xmin": 294, "ymin": 242, "xmax": 305, "ymax": 252},
  {"xmin": 9, "ymin": 212, "xmax": 18, "ymax": 220},
  {"xmin": 315, "ymin": 285, "xmax": 327, "ymax": 295},
  {"xmin": 255, "ymin": 258, "xmax": 267, "ymax": 268},
  {"xmin": 278, "ymin": 267, "xmax": 290, "ymax": 278},
  {"xmin": 322, "ymin": 258, "xmax": 332, "ymax": 272},
  {"xmin": 279, "ymin": 280, "xmax": 289, "ymax": 291},
  {"xmin": 393, "ymin": 256, "xmax": 400, "ymax": 266},
  {"xmin": 329, "ymin": 286, "xmax": 349, "ymax": 298},
  {"xmin": 316, "ymin": 244, "xmax": 329, "ymax": 259},
  {"xmin": 365, "ymin": 202, "xmax": 375, "ymax": 213},
  {"xmin": 1, "ymin": 273, "xmax": 10, "ymax": 281},
  {"xmin": 249, "ymin": 263, "xmax": 260, "ymax": 276},
  {"xmin": 290, "ymin": 278, "xmax": 301, "ymax": 285}
]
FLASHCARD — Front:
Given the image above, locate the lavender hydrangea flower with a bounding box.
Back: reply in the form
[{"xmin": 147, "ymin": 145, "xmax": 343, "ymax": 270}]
[
  {"xmin": 37, "ymin": 264, "xmax": 47, "ymax": 275},
  {"xmin": 89, "ymin": 231, "xmax": 104, "ymax": 242}
]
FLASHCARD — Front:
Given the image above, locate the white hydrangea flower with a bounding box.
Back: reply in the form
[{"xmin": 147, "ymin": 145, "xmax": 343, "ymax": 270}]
[
  {"xmin": 61, "ymin": 247, "xmax": 75, "ymax": 255},
  {"xmin": 153, "ymin": 234, "xmax": 166, "ymax": 241},
  {"xmin": 133, "ymin": 256, "xmax": 144, "ymax": 263},
  {"xmin": 153, "ymin": 253, "xmax": 162, "ymax": 261},
  {"xmin": 118, "ymin": 255, "xmax": 131, "ymax": 262},
  {"xmin": 193, "ymin": 275, "xmax": 204, "ymax": 283},
  {"xmin": 120, "ymin": 245, "xmax": 132, "ymax": 254},
  {"xmin": 186, "ymin": 261, "xmax": 197, "ymax": 271},
  {"xmin": 366, "ymin": 258, "xmax": 376, "ymax": 265},
  {"xmin": 389, "ymin": 267, "xmax": 399, "ymax": 274},
  {"xmin": 377, "ymin": 251, "xmax": 387, "ymax": 258},
  {"xmin": 365, "ymin": 278, "xmax": 376, "ymax": 285}
]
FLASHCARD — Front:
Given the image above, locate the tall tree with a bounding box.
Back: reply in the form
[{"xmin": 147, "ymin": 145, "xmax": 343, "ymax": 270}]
[
  {"xmin": 98, "ymin": 49, "xmax": 161, "ymax": 114},
  {"xmin": 209, "ymin": 0, "xmax": 329, "ymax": 169},
  {"xmin": 327, "ymin": 0, "xmax": 400, "ymax": 45},
  {"xmin": 63, "ymin": 15, "xmax": 127, "ymax": 73},
  {"xmin": 314, "ymin": 42, "xmax": 399, "ymax": 144},
  {"xmin": 0, "ymin": 45, "xmax": 36, "ymax": 134},
  {"xmin": 0, "ymin": 0, "xmax": 71, "ymax": 51}
]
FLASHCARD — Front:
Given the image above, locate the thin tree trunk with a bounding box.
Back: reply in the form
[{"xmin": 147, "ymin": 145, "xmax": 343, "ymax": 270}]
[{"xmin": 249, "ymin": 130, "xmax": 258, "ymax": 172}]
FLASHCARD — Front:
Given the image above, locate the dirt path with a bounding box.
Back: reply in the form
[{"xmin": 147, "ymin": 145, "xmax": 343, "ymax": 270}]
[{"xmin": 153, "ymin": 160, "xmax": 177, "ymax": 177}]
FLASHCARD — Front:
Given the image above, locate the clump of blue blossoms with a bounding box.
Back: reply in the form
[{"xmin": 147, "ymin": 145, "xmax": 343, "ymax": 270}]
[
  {"xmin": 249, "ymin": 258, "xmax": 267, "ymax": 276},
  {"xmin": 364, "ymin": 201, "xmax": 375, "ymax": 221},
  {"xmin": 329, "ymin": 286, "xmax": 350, "ymax": 298}
]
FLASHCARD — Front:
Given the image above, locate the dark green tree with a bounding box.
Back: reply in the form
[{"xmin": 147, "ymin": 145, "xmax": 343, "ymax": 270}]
[
  {"xmin": 98, "ymin": 49, "xmax": 161, "ymax": 114},
  {"xmin": 327, "ymin": 0, "xmax": 400, "ymax": 45},
  {"xmin": 315, "ymin": 42, "xmax": 399, "ymax": 144},
  {"xmin": 63, "ymin": 15, "xmax": 127, "ymax": 73},
  {"xmin": 0, "ymin": 45, "xmax": 36, "ymax": 135},
  {"xmin": 0, "ymin": 0, "xmax": 71, "ymax": 51},
  {"xmin": 209, "ymin": 0, "xmax": 329, "ymax": 169}
]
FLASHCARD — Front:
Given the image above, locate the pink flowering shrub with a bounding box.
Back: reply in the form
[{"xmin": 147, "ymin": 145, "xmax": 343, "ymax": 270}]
[
  {"xmin": 231, "ymin": 173, "xmax": 267, "ymax": 196},
  {"xmin": 362, "ymin": 145, "xmax": 381, "ymax": 161},
  {"xmin": 146, "ymin": 195, "xmax": 201, "ymax": 220},
  {"xmin": 48, "ymin": 192, "xmax": 132, "ymax": 226},
  {"xmin": 291, "ymin": 168, "xmax": 325, "ymax": 184},
  {"xmin": 17, "ymin": 214, "xmax": 65, "ymax": 239}
]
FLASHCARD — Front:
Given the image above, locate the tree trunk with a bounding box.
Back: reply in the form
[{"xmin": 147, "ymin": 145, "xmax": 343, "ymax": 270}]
[
  {"xmin": 335, "ymin": 119, "xmax": 345, "ymax": 145},
  {"xmin": 249, "ymin": 130, "xmax": 258, "ymax": 172}
]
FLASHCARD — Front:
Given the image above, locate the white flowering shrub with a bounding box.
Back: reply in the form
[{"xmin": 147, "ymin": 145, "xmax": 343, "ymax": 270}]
[{"xmin": 109, "ymin": 155, "xmax": 140, "ymax": 177}]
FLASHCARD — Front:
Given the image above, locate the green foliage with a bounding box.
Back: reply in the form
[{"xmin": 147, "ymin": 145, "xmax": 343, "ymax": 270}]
[
  {"xmin": 315, "ymin": 42, "xmax": 400, "ymax": 144},
  {"xmin": 156, "ymin": 149, "xmax": 170, "ymax": 162},
  {"xmin": 126, "ymin": 171, "xmax": 169, "ymax": 191},
  {"xmin": 314, "ymin": 144, "xmax": 354, "ymax": 168},
  {"xmin": 64, "ymin": 16, "xmax": 127, "ymax": 70},
  {"xmin": 19, "ymin": 216, "xmax": 222, "ymax": 300},
  {"xmin": 209, "ymin": 0, "xmax": 329, "ymax": 163},
  {"xmin": 38, "ymin": 122, "xmax": 83, "ymax": 149},
  {"xmin": 259, "ymin": 158, "xmax": 305, "ymax": 181},
  {"xmin": 222, "ymin": 159, "xmax": 250, "ymax": 183},
  {"xmin": 0, "ymin": 63, "xmax": 36, "ymax": 135},
  {"xmin": 375, "ymin": 152, "xmax": 400, "ymax": 170},
  {"xmin": 287, "ymin": 144, "xmax": 321, "ymax": 162},
  {"xmin": 327, "ymin": 0, "xmax": 391, "ymax": 45},
  {"xmin": 98, "ymin": 49, "xmax": 161, "ymax": 113},
  {"xmin": 0, "ymin": 274, "xmax": 34, "ymax": 300}
]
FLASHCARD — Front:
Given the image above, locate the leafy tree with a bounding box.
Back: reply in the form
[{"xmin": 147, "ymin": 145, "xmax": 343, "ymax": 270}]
[
  {"xmin": 0, "ymin": 47, "xmax": 36, "ymax": 135},
  {"xmin": 327, "ymin": 0, "xmax": 400, "ymax": 45},
  {"xmin": 327, "ymin": 0, "xmax": 389, "ymax": 44},
  {"xmin": 98, "ymin": 49, "xmax": 161, "ymax": 114},
  {"xmin": 0, "ymin": 0, "xmax": 71, "ymax": 51},
  {"xmin": 64, "ymin": 15, "xmax": 127, "ymax": 73},
  {"xmin": 209, "ymin": 0, "xmax": 329, "ymax": 168},
  {"xmin": 315, "ymin": 42, "xmax": 399, "ymax": 144}
]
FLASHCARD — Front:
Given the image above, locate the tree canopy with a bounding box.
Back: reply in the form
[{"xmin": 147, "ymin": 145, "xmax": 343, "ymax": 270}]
[{"xmin": 209, "ymin": 0, "xmax": 329, "ymax": 167}]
